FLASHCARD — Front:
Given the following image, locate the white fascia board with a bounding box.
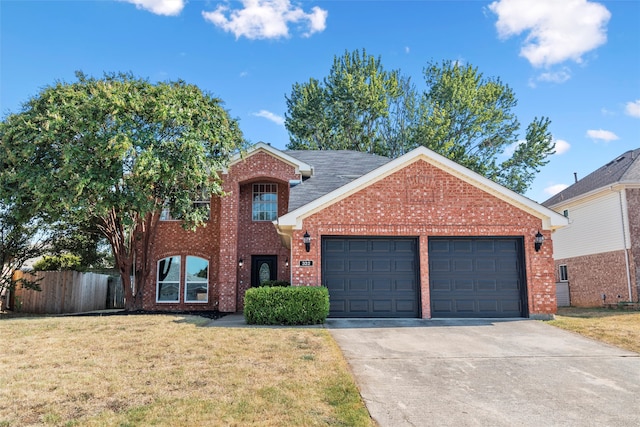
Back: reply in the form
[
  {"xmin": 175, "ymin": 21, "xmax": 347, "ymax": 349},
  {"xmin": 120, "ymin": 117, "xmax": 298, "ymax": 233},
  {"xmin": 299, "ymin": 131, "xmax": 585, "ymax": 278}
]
[
  {"xmin": 277, "ymin": 146, "xmax": 569, "ymax": 230},
  {"xmin": 223, "ymin": 142, "xmax": 313, "ymax": 177}
]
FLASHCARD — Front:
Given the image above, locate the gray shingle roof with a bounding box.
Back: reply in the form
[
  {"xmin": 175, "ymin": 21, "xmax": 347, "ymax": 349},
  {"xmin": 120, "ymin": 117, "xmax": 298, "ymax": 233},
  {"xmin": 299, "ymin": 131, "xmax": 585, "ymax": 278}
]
[
  {"xmin": 285, "ymin": 150, "xmax": 392, "ymax": 211},
  {"xmin": 543, "ymin": 147, "xmax": 640, "ymax": 207}
]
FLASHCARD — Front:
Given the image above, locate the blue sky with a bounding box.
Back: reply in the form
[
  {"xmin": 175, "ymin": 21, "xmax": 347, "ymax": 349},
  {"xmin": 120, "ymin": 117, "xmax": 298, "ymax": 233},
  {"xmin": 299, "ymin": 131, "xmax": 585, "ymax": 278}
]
[{"xmin": 1, "ymin": 0, "xmax": 639, "ymax": 203}]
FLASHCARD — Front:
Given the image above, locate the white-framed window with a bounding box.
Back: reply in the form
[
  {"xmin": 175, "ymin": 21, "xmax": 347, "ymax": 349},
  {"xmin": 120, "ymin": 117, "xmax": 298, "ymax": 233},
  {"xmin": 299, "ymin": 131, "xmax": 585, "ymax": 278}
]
[
  {"xmin": 559, "ymin": 264, "xmax": 568, "ymax": 282},
  {"xmin": 156, "ymin": 256, "xmax": 209, "ymax": 303},
  {"xmin": 157, "ymin": 256, "xmax": 181, "ymax": 302},
  {"xmin": 252, "ymin": 183, "xmax": 278, "ymax": 221},
  {"xmin": 185, "ymin": 256, "xmax": 209, "ymax": 303}
]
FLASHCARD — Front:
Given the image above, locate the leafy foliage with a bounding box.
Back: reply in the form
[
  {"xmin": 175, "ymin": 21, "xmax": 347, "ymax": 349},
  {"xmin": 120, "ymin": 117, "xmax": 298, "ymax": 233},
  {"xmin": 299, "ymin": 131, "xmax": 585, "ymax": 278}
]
[
  {"xmin": 285, "ymin": 52, "xmax": 555, "ymax": 193},
  {"xmin": 244, "ymin": 286, "xmax": 330, "ymax": 325},
  {"xmin": 32, "ymin": 254, "xmax": 83, "ymax": 272},
  {"xmin": 0, "ymin": 204, "xmax": 45, "ymax": 295},
  {"xmin": 285, "ymin": 49, "xmax": 412, "ymax": 156},
  {"xmin": 0, "ymin": 71, "xmax": 245, "ymax": 309}
]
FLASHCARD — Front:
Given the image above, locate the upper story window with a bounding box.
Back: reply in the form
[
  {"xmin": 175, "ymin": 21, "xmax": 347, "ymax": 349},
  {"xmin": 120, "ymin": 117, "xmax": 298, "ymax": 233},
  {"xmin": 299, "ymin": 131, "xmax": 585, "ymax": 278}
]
[{"xmin": 252, "ymin": 183, "xmax": 278, "ymax": 221}]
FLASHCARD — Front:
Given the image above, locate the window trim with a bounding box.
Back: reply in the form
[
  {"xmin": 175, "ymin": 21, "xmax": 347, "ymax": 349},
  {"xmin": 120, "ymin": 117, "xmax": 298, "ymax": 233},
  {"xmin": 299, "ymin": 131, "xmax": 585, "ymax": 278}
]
[
  {"xmin": 156, "ymin": 256, "xmax": 181, "ymax": 303},
  {"xmin": 559, "ymin": 264, "xmax": 568, "ymax": 282},
  {"xmin": 252, "ymin": 183, "xmax": 278, "ymax": 222},
  {"xmin": 184, "ymin": 256, "xmax": 209, "ymax": 303},
  {"xmin": 156, "ymin": 255, "xmax": 210, "ymax": 304}
]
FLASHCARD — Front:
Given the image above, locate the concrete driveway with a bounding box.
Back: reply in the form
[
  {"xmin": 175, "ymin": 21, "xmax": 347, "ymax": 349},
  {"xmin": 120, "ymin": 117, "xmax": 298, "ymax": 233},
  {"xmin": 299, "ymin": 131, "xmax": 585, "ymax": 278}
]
[{"xmin": 325, "ymin": 318, "xmax": 640, "ymax": 427}]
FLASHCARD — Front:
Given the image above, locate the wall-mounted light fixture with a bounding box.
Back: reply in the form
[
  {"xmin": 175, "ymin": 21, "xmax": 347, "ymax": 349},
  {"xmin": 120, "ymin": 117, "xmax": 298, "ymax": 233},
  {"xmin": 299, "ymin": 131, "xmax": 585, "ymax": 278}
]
[
  {"xmin": 303, "ymin": 231, "xmax": 311, "ymax": 252},
  {"xmin": 238, "ymin": 258, "xmax": 244, "ymax": 268},
  {"xmin": 534, "ymin": 231, "xmax": 544, "ymax": 252},
  {"xmin": 285, "ymin": 258, "xmax": 289, "ymax": 268}
]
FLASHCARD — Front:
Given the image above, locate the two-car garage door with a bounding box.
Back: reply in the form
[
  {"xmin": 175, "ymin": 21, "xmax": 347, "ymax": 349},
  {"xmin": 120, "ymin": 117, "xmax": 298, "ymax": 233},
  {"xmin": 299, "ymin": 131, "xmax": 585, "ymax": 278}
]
[{"xmin": 322, "ymin": 236, "xmax": 526, "ymax": 318}]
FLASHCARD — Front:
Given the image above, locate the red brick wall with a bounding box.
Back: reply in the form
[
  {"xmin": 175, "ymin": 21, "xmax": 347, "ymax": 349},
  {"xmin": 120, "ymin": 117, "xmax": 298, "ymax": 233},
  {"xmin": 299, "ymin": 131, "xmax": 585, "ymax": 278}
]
[
  {"xmin": 289, "ymin": 160, "xmax": 557, "ymax": 317},
  {"xmin": 554, "ymin": 249, "xmax": 636, "ymax": 306},
  {"xmin": 142, "ymin": 149, "xmax": 299, "ymax": 312}
]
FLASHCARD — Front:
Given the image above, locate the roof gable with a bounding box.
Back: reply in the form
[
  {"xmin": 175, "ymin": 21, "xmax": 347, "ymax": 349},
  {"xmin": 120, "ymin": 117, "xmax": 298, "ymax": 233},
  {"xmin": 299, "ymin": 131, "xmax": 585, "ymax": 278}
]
[
  {"xmin": 277, "ymin": 146, "xmax": 568, "ymax": 230},
  {"xmin": 225, "ymin": 142, "xmax": 313, "ymax": 177},
  {"xmin": 543, "ymin": 148, "xmax": 640, "ymax": 207}
]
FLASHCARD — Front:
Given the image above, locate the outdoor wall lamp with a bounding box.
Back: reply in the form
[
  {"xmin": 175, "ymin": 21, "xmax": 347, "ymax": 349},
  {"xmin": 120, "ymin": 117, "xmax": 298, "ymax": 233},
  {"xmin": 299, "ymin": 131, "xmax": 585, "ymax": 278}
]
[
  {"xmin": 238, "ymin": 259, "xmax": 244, "ymax": 268},
  {"xmin": 285, "ymin": 258, "xmax": 289, "ymax": 268},
  {"xmin": 534, "ymin": 231, "xmax": 544, "ymax": 252},
  {"xmin": 303, "ymin": 231, "xmax": 312, "ymax": 252}
]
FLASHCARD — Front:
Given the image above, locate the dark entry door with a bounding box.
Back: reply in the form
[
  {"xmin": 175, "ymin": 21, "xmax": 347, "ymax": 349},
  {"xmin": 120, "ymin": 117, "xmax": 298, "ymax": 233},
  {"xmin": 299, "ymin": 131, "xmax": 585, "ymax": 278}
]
[{"xmin": 251, "ymin": 255, "xmax": 277, "ymax": 287}]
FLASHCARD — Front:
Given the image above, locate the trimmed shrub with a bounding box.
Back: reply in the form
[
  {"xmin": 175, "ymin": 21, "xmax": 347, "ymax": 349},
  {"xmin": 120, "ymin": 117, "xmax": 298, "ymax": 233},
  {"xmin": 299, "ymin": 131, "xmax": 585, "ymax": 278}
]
[
  {"xmin": 244, "ymin": 286, "xmax": 329, "ymax": 325},
  {"xmin": 257, "ymin": 280, "xmax": 291, "ymax": 287}
]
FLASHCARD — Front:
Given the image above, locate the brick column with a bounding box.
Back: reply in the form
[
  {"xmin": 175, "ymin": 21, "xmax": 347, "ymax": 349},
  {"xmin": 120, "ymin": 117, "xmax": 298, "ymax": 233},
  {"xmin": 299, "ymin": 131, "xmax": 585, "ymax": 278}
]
[{"xmin": 217, "ymin": 181, "xmax": 239, "ymax": 312}]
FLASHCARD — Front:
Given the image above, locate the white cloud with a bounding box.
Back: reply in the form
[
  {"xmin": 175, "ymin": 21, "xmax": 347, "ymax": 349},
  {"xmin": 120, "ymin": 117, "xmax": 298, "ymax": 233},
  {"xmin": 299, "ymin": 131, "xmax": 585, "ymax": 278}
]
[
  {"xmin": 503, "ymin": 139, "xmax": 525, "ymax": 157},
  {"xmin": 537, "ymin": 68, "xmax": 571, "ymax": 84},
  {"xmin": 253, "ymin": 110, "xmax": 285, "ymax": 125},
  {"xmin": 554, "ymin": 139, "xmax": 570, "ymax": 154},
  {"xmin": 202, "ymin": 0, "xmax": 328, "ymax": 40},
  {"xmin": 625, "ymin": 100, "xmax": 640, "ymax": 118},
  {"xmin": 121, "ymin": 0, "xmax": 185, "ymax": 16},
  {"xmin": 488, "ymin": 0, "xmax": 611, "ymax": 68},
  {"xmin": 544, "ymin": 183, "xmax": 569, "ymax": 196},
  {"xmin": 586, "ymin": 129, "xmax": 619, "ymax": 142},
  {"xmin": 404, "ymin": 46, "xmax": 410, "ymax": 54}
]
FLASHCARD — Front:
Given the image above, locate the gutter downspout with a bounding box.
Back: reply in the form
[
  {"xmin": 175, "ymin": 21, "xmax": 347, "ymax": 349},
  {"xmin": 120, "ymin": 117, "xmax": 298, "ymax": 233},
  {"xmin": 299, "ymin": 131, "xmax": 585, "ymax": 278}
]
[{"xmin": 618, "ymin": 189, "xmax": 633, "ymax": 301}]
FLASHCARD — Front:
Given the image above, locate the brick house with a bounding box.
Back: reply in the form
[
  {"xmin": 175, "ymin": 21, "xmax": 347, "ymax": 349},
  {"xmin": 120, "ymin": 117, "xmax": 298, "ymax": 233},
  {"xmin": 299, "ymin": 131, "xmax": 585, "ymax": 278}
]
[
  {"xmin": 144, "ymin": 142, "xmax": 568, "ymax": 318},
  {"xmin": 543, "ymin": 148, "xmax": 640, "ymax": 307}
]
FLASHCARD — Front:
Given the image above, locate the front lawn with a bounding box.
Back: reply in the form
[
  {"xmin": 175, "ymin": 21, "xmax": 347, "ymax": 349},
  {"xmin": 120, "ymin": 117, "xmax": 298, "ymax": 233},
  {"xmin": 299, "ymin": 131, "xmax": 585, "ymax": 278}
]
[
  {"xmin": 0, "ymin": 314, "xmax": 374, "ymax": 426},
  {"xmin": 547, "ymin": 307, "xmax": 640, "ymax": 354}
]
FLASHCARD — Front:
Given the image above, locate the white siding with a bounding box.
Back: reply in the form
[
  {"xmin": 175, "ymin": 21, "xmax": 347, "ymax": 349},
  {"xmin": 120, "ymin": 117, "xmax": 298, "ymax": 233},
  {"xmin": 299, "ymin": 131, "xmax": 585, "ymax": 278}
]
[{"xmin": 552, "ymin": 191, "xmax": 629, "ymax": 260}]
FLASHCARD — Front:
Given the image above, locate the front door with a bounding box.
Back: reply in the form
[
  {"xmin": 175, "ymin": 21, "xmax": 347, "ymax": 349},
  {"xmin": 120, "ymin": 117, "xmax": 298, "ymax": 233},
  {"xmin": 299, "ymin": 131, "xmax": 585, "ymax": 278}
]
[{"xmin": 251, "ymin": 255, "xmax": 277, "ymax": 287}]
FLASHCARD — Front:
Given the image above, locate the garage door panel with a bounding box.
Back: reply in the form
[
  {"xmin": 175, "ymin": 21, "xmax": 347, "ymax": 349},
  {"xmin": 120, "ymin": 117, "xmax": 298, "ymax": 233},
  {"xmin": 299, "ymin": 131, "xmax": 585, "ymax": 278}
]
[
  {"xmin": 326, "ymin": 278, "xmax": 346, "ymax": 292},
  {"xmin": 325, "ymin": 259, "xmax": 345, "ymax": 272},
  {"xmin": 453, "ymin": 259, "xmax": 473, "ymax": 271},
  {"xmin": 348, "ymin": 240, "xmax": 368, "ymax": 252},
  {"xmin": 454, "ymin": 279, "xmax": 474, "ymax": 291},
  {"xmin": 395, "ymin": 279, "xmax": 415, "ymax": 292},
  {"xmin": 429, "ymin": 237, "xmax": 525, "ymax": 318},
  {"xmin": 323, "ymin": 237, "xmax": 420, "ymax": 318},
  {"xmin": 347, "ymin": 278, "xmax": 368, "ymax": 292},
  {"xmin": 372, "ymin": 278, "xmax": 392, "ymax": 291},
  {"xmin": 348, "ymin": 300, "xmax": 370, "ymax": 312},
  {"xmin": 372, "ymin": 259, "xmax": 391, "ymax": 271},
  {"xmin": 453, "ymin": 240, "xmax": 473, "ymax": 252}
]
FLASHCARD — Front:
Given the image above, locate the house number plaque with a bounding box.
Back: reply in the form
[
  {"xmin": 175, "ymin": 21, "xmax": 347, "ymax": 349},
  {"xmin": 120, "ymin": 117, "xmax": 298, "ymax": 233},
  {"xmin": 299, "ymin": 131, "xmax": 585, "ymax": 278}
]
[{"xmin": 299, "ymin": 260, "xmax": 313, "ymax": 267}]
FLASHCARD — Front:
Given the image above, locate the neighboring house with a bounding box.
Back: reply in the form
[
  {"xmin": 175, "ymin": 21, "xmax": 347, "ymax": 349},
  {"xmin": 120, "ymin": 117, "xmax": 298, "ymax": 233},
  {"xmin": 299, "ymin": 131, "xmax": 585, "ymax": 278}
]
[
  {"xmin": 144, "ymin": 142, "xmax": 568, "ymax": 319},
  {"xmin": 543, "ymin": 148, "xmax": 640, "ymax": 307}
]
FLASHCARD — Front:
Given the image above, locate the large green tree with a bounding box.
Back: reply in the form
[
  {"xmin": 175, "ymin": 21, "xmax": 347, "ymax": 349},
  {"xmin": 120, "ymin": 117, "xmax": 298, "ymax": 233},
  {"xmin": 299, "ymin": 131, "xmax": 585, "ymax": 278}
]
[
  {"xmin": 285, "ymin": 49, "xmax": 411, "ymax": 155},
  {"xmin": 285, "ymin": 51, "xmax": 555, "ymax": 193},
  {"xmin": 413, "ymin": 61, "xmax": 555, "ymax": 193},
  {"xmin": 0, "ymin": 72, "xmax": 244, "ymax": 309}
]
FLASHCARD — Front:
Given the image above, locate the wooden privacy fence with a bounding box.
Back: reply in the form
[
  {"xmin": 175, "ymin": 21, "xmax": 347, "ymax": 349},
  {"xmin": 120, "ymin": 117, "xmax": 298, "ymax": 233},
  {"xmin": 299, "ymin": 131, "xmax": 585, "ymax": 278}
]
[{"xmin": 12, "ymin": 270, "xmax": 123, "ymax": 314}]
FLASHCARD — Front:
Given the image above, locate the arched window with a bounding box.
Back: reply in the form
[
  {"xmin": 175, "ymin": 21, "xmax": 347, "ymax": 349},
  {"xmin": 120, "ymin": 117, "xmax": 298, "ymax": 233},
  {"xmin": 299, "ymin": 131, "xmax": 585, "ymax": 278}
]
[
  {"xmin": 157, "ymin": 256, "xmax": 180, "ymax": 302},
  {"xmin": 185, "ymin": 256, "xmax": 209, "ymax": 303}
]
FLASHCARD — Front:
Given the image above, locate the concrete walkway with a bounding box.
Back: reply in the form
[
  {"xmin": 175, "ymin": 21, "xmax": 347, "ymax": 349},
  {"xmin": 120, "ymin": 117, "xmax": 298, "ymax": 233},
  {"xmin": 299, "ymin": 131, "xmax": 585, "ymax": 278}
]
[{"xmin": 206, "ymin": 315, "xmax": 640, "ymax": 426}]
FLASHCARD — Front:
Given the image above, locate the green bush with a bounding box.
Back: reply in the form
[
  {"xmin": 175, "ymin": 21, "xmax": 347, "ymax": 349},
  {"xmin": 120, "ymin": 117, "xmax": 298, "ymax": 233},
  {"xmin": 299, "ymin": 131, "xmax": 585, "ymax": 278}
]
[
  {"xmin": 32, "ymin": 254, "xmax": 83, "ymax": 271},
  {"xmin": 257, "ymin": 280, "xmax": 291, "ymax": 287},
  {"xmin": 244, "ymin": 286, "xmax": 329, "ymax": 325}
]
